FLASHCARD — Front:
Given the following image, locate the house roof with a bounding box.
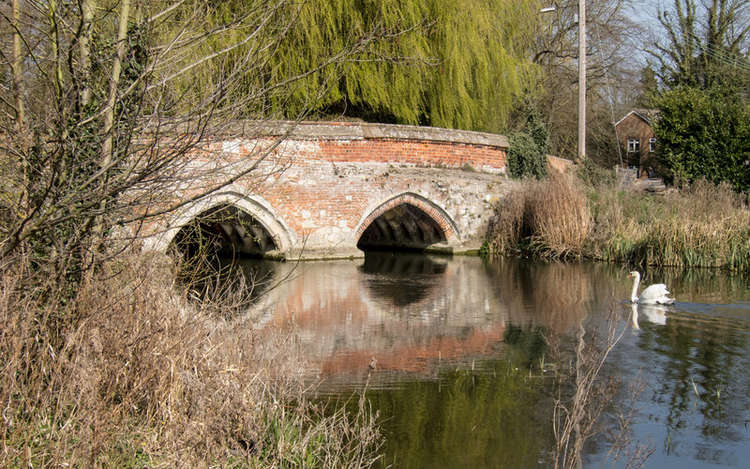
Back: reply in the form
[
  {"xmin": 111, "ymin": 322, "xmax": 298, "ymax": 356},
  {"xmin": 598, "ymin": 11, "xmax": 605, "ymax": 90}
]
[{"xmin": 615, "ymin": 109, "xmax": 660, "ymax": 127}]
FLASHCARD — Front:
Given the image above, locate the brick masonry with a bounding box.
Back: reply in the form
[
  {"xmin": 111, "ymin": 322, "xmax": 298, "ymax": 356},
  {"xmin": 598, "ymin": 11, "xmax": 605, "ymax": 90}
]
[{"xmin": 141, "ymin": 121, "xmax": 518, "ymax": 258}]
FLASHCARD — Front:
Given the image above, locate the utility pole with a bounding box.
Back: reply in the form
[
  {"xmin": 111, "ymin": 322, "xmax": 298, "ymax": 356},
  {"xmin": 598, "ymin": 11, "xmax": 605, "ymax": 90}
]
[{"xmin": 578, "ymin": 0, "xmax": 586, "ymax": 161}]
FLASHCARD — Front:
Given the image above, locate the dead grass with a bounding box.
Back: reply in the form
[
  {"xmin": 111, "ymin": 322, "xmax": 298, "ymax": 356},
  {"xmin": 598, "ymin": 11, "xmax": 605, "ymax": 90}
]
[
  {"xmin": 488, "ymin": 175, "xmax": 750, "ymax": 270},
  {"xmin": 487, "ymin": 172, "xmax": 591, "ymax": 259},
  {"xmin": 590, "ymin": 179, "xmax": 750, "ymax": 269},
  {"xmin": 527, "ymin": 173, "xmax": 591, "ymax": 257},
  {"xmin": 0, "ymin": 252, "xmax": 382, "ymax": 468}
]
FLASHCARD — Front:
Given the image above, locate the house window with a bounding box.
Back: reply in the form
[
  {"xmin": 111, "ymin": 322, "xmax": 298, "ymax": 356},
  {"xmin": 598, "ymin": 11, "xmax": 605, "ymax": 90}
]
[
  {"xmin": 649, "ymin": 138, "xmax": 656, "ymax": 152},
  {"xmin": 627, "ymin": 138, "xmax": 640, "ymax": 153}
]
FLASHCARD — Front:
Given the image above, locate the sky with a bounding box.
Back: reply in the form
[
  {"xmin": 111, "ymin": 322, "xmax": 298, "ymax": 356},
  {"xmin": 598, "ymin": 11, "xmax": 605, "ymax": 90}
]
[
  {"xmin": 625, "ymin": 1, "xmax": 671, "ymax": 66},
  {"xmin": 630, "ymin": 0, "xmax": 663, "ymax": 25}
]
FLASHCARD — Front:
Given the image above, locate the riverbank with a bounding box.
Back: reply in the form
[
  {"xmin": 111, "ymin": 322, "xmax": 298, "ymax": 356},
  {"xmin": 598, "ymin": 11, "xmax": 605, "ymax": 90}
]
[
  {"xmin": 484, "ymin": 170, "xmax": 750, "ymax": 270},
  {"xmin": 0, "ymin": 253, "xmax": 382, "ymax": 467}
]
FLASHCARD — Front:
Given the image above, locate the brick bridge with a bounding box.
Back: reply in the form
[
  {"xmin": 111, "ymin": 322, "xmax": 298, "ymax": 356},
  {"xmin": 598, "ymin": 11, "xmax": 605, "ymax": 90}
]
[{"xmin": 141, "ymin": 121, "xmax": 536, "ymax": 259}]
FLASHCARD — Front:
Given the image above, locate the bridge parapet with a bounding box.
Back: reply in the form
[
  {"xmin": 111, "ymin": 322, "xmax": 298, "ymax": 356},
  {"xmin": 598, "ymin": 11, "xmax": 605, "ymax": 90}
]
[
  {"xmin": 214, "ymin": 121, "xmax": 507, "ymax": 173},
  {"xmin": 221, "ymin": 120, "xmax": 508, "ymax": 146}
]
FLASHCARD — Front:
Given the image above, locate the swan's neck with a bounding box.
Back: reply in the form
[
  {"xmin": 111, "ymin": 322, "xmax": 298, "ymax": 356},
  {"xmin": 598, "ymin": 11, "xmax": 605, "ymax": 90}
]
[{"xmin": 630, "ymin": 273, "xmax": 641, "ymax": 303}]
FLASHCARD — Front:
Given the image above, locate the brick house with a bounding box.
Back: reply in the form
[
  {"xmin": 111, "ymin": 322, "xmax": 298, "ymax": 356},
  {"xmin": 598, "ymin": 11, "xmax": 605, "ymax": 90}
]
[{"xmin": 615, "ymin": 109, "xmax": 659, "ymax": 177}]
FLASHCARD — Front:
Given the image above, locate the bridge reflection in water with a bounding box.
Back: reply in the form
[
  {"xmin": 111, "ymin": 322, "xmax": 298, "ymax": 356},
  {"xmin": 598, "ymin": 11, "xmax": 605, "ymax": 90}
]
[{"xmin": 227, "ymin": 254, "xmax": 602, "ymax": 391}]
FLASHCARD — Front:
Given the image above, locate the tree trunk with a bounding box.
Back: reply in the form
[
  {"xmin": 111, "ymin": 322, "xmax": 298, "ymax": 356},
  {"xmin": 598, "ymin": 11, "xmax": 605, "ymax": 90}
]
[
  {"xmin": 87, "ymin": 0, "xmax": 131, "ymax": 277},
  {"xmin": 79, "ymin": 0, "xmax": 94, "ymax": 107},
  {"xmin": 11, "ymin": 0, "xmax": 24, "ymax": 127},
  {"xmin": 101, "ymin": 0, "xmax": 131, "ymax": 167}
]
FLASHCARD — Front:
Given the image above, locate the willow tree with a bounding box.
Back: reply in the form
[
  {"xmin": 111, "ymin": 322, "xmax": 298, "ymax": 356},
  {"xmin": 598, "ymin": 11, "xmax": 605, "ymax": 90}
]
[
  {"xmin": 422, "ymin": 0, "xmax": 542, "ymax": 132},
  {"xmin": 166, "ymin": 0, "xmax": 543, "ymax": 133}
]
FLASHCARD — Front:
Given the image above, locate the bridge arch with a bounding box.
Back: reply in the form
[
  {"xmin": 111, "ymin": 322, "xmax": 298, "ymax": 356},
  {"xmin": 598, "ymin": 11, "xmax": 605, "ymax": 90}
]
[
  {"xmin": 354, "ymin": 192, "xmax": 460, "ymax": 251},
  {"xmin": 148, "ymin": 188, "xmax": 295, "ymax": 257}
]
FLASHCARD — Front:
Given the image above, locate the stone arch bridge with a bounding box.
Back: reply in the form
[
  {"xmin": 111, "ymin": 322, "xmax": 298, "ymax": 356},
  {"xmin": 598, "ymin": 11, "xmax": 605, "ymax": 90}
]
[{"xmin": 140, "ymin": 121, "xmax": 545, "ymax": 259}]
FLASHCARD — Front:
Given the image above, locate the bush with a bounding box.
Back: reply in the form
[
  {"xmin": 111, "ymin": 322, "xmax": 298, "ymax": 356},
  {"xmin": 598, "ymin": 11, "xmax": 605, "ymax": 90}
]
[
  {"xmin": 576, "ymin": 158, "xmax": 616, "ymax": 188},
  {"xmin": 507, "ymin": 106, "xmax": 550, "ymax": 179},
  {"xmin": 508, "ymin": 132, "xmax": 548, "ymax": 179},
  {"xmin": 653, "ymin": 86, "xmax": 750, "ymax": 192}
]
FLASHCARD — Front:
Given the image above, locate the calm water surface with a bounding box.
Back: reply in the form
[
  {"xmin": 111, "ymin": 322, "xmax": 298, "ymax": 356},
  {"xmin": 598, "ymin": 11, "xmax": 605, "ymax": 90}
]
[{"xmin": 233, "ymin": 254, "xmax": 750, "ymax": 468}]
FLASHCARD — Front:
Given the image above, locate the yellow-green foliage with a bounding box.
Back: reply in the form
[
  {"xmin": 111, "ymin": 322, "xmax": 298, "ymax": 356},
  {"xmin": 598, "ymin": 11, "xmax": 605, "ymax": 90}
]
[{"xmin": 156, "ymin": 0, "xmax": 541, "ymax": 132}]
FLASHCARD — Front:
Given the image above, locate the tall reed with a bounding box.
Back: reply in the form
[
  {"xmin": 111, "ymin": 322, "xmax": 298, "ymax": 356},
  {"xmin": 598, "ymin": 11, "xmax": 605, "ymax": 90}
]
[
  {"xmin": 590, "ymin": 179, "xmax": 750, "ymax": 270},
  {"xmin": 487, "ymin": 172, "xmax": 591, "ymax": 259}
]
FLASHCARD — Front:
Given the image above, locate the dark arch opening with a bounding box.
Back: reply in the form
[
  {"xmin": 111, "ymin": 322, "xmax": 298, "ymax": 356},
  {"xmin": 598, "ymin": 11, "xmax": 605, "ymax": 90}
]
[
  {"xmin": 170, "ymin": 205, "xmax": 281, "ymax": 316},
  {"xmin": 170, "ymin": 204, "xmax": 278, "ymax": 260},
  {"xmin": 357, "ymin": 203, "xmax": 447, "ymax": 252}
]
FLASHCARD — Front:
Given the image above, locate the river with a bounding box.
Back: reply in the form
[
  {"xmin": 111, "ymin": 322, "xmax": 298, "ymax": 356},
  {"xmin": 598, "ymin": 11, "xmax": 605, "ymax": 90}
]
[{"xmin": 225, "ymin": 253, "xmax": 750, "ymax": 468}]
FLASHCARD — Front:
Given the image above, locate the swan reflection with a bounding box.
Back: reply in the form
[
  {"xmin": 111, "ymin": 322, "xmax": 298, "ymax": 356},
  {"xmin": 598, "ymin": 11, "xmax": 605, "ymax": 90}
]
[
  {"xmin": 629, "ymin": 304, "xmax": 640, "ymax": 329},
  {"xmin": 630, "ymin": 303, "xmax": 669, "ymax": 327}
]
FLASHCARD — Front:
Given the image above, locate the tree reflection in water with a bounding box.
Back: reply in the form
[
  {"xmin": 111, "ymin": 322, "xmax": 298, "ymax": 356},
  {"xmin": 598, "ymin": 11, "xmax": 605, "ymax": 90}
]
[{"xmin": 357, "ymin": 328, "xmax": 555, "ymax": 469}]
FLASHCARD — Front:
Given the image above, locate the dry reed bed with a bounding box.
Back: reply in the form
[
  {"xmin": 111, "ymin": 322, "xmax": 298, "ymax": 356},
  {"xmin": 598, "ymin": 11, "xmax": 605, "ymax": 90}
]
[
  {"xmin": 1, "ymin": 253, "xmax": 381, "ymax": 468},
  {"xmin": 487, "ymin": 175, "xmax": 750, "ymax": 270},
  {"xmin": 487, "ymin": 172, "xmax": 591, "ymax": 259},
  {"xmin": 589, "ymin": 179, "xmax": 750, "ymax": 269}
]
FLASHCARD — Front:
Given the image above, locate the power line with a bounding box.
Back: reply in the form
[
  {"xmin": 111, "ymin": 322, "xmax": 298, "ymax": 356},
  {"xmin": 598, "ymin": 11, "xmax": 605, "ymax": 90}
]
[{"xmin": 683, "ymin": 30, "xmax": 750, "ymax": 72}]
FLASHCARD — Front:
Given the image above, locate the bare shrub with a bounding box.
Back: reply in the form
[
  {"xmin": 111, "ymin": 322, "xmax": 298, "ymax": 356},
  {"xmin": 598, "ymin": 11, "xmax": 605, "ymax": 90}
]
[
  {"xmin": 0, "ymin": 253, "xmax": 382, "ymax": 467},
  {"xmin": 548, "ymin": 308, "xmax": 654, "ymax": 469}
]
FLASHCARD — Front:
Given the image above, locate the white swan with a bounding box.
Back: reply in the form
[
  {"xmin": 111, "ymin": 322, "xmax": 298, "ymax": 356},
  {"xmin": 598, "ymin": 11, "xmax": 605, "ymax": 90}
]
[{"xmin": 628, "ymin": 271, "xmax": 675, "ymax": 305}]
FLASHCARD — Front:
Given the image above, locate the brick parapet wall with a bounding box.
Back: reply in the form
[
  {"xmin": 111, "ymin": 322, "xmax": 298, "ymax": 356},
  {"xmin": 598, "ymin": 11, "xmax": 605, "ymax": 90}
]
[
  {"xmin": 212, "ymin": 120, "xmax": 508, "ymax": 172},
  {"xmin": 217, "ymin": 120, "xmax": 508, "ymax": 146},
  {"xmin": 315, "ymin": 139, "xmax": 505, "ymax": 171}
]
